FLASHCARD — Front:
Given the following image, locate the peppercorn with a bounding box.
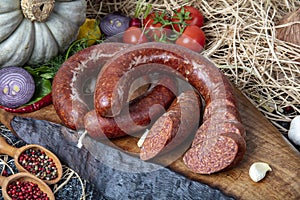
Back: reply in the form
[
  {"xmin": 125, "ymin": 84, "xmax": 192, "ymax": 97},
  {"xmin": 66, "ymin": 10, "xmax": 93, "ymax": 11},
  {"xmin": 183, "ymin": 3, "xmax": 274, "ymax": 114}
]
[
  {"xmin": 18, "ymin": 148, "xmax": 58, "ymax": 180},
  {"xmin": 7, "ymin": 180, "xmax": 49, "ymax": 200}
]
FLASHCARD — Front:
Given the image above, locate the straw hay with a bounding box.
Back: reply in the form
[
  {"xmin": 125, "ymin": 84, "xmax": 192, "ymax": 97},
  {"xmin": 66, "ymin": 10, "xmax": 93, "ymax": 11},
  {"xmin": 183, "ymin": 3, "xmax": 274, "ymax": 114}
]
[{"xmin": 86, "ymin": 0, "xmax": 300, "ymax": 133}]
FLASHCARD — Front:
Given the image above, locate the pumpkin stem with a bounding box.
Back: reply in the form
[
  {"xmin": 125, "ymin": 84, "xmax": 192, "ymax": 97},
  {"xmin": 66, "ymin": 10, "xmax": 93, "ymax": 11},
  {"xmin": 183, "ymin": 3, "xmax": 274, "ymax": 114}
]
[{"xmin": 21, "ymin": 0, "xmax": 55, "ymax": 22}]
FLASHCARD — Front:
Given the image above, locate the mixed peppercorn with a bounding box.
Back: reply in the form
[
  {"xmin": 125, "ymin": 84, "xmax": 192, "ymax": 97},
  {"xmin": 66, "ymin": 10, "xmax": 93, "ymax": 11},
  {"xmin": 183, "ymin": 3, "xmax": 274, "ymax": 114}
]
[
  {"xmin": 7, "ymin": 180, "xmax": 49, "ymax": 200},
  {"xmin": 18, "ymin": 148, "xmax": 58, "ymax": 181}
]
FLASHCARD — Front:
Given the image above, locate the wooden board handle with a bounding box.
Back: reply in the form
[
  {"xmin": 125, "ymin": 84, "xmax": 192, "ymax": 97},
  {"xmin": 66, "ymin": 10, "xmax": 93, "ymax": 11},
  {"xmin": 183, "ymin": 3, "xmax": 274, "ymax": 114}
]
[{"xmin": 0, "ymin": 136, "xmax": 18, "ymax": 157}]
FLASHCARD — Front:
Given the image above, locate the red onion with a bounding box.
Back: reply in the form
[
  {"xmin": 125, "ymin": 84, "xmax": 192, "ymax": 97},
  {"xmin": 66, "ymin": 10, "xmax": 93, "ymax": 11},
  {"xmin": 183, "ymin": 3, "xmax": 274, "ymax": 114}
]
[
  {"xmin": 0, "ymin": 66, "xmax": 35, "ymax": 108},
  {"xmin": 129, "ymin": 18, "xmax": 142, "ymax": 28},
  {"xmin": 100, "ymin": 12, "xmax": 130, "ymax": 37}
]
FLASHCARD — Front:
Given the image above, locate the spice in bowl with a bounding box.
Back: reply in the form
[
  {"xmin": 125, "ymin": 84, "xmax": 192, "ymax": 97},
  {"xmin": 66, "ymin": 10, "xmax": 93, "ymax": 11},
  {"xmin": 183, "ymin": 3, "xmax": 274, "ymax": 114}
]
[
  {"xmin": 7, "ymin": 180, "xmax": 49, "ymax": 200},
  {"xmin": 18, "ymin": 148, "xmax": 58, "ymax": 181}
]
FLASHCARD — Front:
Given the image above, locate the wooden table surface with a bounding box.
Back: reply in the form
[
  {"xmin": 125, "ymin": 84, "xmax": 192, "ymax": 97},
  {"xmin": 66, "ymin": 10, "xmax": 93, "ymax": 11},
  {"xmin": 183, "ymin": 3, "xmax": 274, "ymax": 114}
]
[{"xmin": 0, "ymin": 87, "xmax": 299, "ymax": 200}]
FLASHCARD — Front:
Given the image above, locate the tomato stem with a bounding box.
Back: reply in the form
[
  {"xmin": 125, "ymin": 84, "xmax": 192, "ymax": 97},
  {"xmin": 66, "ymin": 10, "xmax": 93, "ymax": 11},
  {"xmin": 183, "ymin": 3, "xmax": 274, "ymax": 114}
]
[{"xmin": 134, "ymin": 0, "xmax": 152, "ymax": 19}]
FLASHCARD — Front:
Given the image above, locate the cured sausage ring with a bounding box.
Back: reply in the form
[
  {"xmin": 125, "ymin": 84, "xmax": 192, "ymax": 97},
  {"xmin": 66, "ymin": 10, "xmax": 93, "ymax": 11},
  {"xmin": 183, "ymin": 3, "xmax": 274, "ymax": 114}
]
[
  {"xmin": 94, "ymin": 42, "xmax": 246, "ymax": 174},
  {"xmin": 52, "ymin": 43, "xmax": 130, "ymax": 130},
  {"xmin": 52, "ymin": 42, "xmax": 177, "ymax": 139}
]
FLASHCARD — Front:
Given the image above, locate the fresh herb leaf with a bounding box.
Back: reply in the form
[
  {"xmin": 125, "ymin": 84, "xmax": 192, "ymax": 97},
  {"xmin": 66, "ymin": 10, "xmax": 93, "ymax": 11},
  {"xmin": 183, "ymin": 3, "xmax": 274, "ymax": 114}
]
[
  {"xmin": 40, "ymin": 73, "xmax": 55, "ymax": 79},
  {"xmin": 25, "ymin": 77, "xmax": 52, "ymax": 105}
]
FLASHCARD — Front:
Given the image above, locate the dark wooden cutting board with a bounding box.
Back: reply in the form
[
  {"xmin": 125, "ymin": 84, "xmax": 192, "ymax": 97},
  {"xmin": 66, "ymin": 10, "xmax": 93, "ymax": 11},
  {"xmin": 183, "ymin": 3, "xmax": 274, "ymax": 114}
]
[{"xmin": 0, "ymin": 87, "xmax": 299, "ymax": 200}]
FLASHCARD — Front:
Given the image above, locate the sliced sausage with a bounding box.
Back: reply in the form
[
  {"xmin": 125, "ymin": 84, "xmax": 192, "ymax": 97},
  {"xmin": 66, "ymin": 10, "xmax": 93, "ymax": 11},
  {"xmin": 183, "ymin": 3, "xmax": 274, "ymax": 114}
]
[
  {"xmin": 140, "ymin": 90, "xmax": 201, "ymax": 160},
  {"xmin": 93, "ymin": 42, "xmax": 246, "ymax": 174},
  {"xmin": 183, "ymin": 132, "xmax": 246, "ymax": 174}
]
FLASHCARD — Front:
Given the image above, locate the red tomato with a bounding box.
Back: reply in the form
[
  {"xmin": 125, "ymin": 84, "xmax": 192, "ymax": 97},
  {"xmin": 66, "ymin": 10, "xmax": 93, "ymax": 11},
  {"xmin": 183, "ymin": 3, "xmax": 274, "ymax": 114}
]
[
  {"xmin": 175, "ymin": 25, "xmax": 206, "ymax": 52},
  {"xmin": 143, "ymin": 12, "xmax": 171, "ymax": 41},
  {"xmin": 123, "ymin": 27, "xmax": 148, "ymax": 44},
  {"xmin": 172, "ymin": 6, "xmax": 204, "ymax": 32}
]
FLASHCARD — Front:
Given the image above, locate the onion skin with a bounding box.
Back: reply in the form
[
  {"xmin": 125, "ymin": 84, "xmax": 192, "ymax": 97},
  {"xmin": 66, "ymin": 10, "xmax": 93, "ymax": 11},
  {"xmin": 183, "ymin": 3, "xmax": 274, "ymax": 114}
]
[
  {"xmin": 100, "ymin": 12, "xmax": 130, "ymax": 37},
  {"xmin": 0, "ymin": 66, "xmax": 35, "ymax": 108}
]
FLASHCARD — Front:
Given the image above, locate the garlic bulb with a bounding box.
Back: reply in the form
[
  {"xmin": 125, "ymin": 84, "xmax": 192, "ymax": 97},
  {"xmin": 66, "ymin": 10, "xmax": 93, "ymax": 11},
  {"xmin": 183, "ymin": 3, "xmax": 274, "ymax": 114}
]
[
  {"xmin": 276, "ymin": 8, "xmax": 300, "ymax": 46},
  {"xmin": 288, "ymin": 115, "xmax": 300, "ymax": 146},
  {"xmin": 249, "ymin": 162, "xmax": 272, "ymax": 182}
]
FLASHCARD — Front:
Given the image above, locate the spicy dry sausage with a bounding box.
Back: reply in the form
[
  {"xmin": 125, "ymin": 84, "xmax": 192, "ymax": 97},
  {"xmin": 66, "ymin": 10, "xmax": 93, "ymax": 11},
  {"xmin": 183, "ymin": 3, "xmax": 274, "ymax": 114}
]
[
  {"xmin": 140, "ymin": 90, "xmax": 201, "ymax": 160},
  {"xmin": 84, "ymin": 75, "xmax": 177, "ymax": 139},
  {"xmin": 52, "ymin": 43, "xmax": 130, "ymax": 130},
  {"xmin": 93, "ymin": 42, "xmax": 246, "ymax": 174}
]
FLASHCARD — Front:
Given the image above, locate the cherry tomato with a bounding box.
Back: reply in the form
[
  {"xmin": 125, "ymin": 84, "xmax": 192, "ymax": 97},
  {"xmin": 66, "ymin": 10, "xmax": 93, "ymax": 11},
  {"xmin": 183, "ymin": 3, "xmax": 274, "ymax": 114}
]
[
  {"xmin": 123, "ymin": 27, "xmax": 148, "ymax": 44},
  {"xmin": 172, "ymin": 6, "xmax": 204, "ymax": 32},
  {"xmin": 143, "ymin": 12, "xmax": 171, "ymax": 41},
  {"xmin": 175, "ymin": 25, "xmax": 206, "ymax": 52}
]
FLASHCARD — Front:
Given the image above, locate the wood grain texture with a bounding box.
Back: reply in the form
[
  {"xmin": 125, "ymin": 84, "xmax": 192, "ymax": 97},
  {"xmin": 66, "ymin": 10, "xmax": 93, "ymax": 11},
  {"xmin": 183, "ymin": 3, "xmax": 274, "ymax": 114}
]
[
  {"xmin": 0, "ymin": 105, "xmax": 61, "ymax": 133},
  {"xmin": 168, "ymin": 88, "xmax": 300, "ymax": 200},
  {"xmin": 0, "ymin": 88, "xmax": 299, "ymax": 200}
]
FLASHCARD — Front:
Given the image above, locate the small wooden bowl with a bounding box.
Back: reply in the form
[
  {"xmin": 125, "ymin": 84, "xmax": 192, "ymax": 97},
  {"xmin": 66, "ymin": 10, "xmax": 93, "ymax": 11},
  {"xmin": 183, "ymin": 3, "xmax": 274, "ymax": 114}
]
[
  {"xmin": 0, "ymin": 172, "xmax": 55, "ymax": 200},
  {"xmin": 0, "ymin": 136, "xmax": 62, "ymax": 185}
]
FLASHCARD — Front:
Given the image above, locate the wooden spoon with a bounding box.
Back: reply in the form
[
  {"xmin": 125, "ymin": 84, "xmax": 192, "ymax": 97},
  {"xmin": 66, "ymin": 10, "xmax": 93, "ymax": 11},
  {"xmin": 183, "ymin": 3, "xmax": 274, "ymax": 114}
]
[
  {"xmin": 0, "ymin": 172, "xmax": 55, "ymax": 200},
  {"xmin": 0, "ymin": 136, "xmax": 62, "ymax": 185}
]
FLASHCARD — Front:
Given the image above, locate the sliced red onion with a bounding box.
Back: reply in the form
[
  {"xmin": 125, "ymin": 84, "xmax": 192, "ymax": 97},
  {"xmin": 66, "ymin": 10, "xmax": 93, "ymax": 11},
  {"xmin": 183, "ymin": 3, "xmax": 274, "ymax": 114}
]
[
  {"xmin": 100, "ymin": 12, "xmax": 130, "ymax": 37},
  {"xmin": 0, "ymin": 66, "xmax": 35, "ymax": 108}
]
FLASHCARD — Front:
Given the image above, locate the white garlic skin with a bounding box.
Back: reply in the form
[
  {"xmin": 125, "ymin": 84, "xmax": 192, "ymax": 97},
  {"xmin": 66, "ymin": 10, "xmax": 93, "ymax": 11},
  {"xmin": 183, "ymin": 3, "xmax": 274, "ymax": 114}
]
[
  {"xmin": 288, "ymin": 115, "xmax": 300, "ymax": 146},
  {"xmin": 249, "ymin": 162, "xmax": 272, "ymax": 182}
]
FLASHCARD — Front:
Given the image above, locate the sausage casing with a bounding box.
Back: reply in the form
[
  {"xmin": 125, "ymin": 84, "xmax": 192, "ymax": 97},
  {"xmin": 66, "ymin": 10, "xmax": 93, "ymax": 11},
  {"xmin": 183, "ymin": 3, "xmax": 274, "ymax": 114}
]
[
  {"xmin": 52, "ymin": 43, "xmax": 130, "ymax": 130},
  {"xmin": 93, "ymin": 42, "xmax": 246, "ymax": 174},
  {"xmin": 84, "ymin": 75, "xmax": 177, "ymax": 139}
]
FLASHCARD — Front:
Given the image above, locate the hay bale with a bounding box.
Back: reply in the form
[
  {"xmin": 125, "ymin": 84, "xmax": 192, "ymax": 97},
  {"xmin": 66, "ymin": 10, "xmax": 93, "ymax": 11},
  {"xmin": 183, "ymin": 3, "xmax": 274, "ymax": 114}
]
[{"xmin": 86, "ymin": 0, "xmax": 300, "ymax": 133}]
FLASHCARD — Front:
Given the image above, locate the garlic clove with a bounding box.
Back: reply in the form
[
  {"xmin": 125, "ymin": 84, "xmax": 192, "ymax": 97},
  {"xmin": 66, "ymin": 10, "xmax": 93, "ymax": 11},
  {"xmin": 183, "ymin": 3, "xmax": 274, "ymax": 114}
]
[
  {"xmin": 288, "ymin": 115, "xmax": 300, "ymax": 146},
  {"xmin": 249, "ymin": 162, "xmax": 272, "ymax": 182}
]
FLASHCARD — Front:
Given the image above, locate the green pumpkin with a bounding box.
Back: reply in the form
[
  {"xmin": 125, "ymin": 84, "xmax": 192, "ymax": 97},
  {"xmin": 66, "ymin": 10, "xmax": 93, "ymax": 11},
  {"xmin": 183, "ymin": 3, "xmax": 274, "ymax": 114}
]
[{"xmin": 0, "ymin": 0, "xmax": 86, "ymax": 67}]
